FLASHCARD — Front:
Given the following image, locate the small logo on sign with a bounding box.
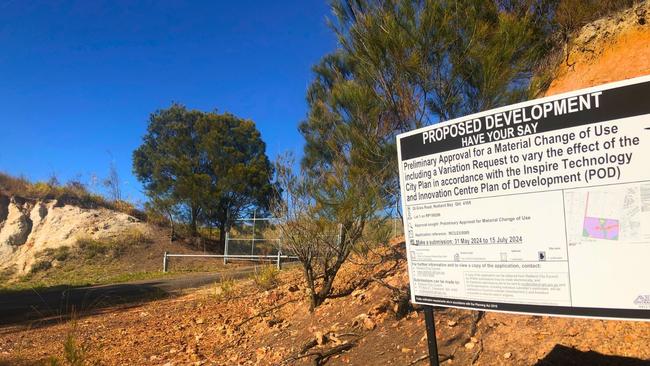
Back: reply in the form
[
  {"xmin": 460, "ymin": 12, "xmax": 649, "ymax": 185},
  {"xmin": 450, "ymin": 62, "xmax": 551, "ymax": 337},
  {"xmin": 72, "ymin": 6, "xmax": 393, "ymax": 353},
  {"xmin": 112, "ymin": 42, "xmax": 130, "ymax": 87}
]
[
  {"xmin": 538, "ymin": 251, "xmax": 546, "ymax": 261},
  {"xmin": 634, "ymin": 295, "xmax": 650, "ymax": 307}
]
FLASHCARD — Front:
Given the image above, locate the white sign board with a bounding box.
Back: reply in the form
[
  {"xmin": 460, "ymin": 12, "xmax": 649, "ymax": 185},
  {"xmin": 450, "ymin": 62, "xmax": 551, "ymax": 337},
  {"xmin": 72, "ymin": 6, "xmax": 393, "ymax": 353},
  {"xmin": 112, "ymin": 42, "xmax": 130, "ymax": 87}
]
[{"xmin": 397, "ymin": 76, "xmax": 650, "ymax": 320}]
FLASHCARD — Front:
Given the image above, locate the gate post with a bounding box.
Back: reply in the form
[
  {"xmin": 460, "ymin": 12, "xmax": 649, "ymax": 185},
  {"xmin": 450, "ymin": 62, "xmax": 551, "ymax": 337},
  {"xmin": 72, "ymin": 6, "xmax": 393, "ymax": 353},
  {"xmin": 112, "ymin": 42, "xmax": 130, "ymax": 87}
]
[{"xmin": 224, "ymin": 232, "xmax": 229, "ymax": 265}]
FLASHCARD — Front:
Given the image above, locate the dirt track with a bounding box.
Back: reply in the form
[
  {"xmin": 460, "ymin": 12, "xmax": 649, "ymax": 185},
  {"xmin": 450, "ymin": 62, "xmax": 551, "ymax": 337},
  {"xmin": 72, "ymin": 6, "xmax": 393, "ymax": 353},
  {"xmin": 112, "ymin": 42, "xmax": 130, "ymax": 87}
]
[{"xmin": 0, "ymin": 265, "xmax": 275, "ymax": 326}]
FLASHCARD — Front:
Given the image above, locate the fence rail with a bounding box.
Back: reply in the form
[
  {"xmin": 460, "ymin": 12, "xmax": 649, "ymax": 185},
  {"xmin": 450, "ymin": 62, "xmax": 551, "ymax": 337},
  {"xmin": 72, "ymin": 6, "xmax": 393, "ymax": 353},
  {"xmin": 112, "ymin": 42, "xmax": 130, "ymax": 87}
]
[{"xmin": 162, "ymin": 251, "xmax": 298, "ymax": 272}]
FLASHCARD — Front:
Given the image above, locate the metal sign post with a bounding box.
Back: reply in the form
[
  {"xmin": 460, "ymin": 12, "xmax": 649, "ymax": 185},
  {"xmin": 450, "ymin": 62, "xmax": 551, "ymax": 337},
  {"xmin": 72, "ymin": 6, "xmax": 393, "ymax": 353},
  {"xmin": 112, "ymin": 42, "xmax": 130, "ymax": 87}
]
[{"xmin": 423, "ymin": 306, "xmax": 440, "ymax": 366}]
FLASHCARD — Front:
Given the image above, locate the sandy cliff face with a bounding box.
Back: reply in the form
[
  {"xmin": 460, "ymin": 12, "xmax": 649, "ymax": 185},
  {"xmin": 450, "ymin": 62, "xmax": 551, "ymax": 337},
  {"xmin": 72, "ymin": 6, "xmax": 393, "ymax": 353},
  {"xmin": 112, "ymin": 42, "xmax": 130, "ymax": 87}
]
[
  {"xmin": 0, "ymin": 195, "xmax": 149, "ymax": 275},
  {"xmin": 546, "ymin": 1, "xmax": 650, "ymax": 95}
]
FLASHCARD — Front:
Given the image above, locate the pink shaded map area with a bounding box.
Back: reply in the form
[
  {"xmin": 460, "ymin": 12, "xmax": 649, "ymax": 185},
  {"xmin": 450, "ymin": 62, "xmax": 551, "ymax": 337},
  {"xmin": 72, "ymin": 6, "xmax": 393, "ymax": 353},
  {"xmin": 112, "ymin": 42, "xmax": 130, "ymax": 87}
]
[{"xmin": 582, "ymin": 217, "xmax": 620, "ymax": 240}]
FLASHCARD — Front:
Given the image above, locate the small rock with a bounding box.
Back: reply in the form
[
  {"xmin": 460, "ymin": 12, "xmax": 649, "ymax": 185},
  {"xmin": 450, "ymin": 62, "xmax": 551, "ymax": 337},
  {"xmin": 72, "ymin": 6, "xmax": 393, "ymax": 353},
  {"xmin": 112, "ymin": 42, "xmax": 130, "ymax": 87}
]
[
  {"xmin": 470, "ymin": 337, "xmax": 478, "ymax": 343},
  {"xmin": 446, "ymin": 320, "xmax": 457, "ymax": 327},
  {"xmin": 267, "ymin": 318, "xmax": 282, "ymax": 328},
  {"xmin": 363, "ymin": 318, "xmax": 376, "ymax": 330},
  {"xmin": 351, "ymin": 288, "xmax": 366, "ymax": 300},
  {"xmin": 464, "ymin": 342, "xmax": 475, "ymax": 349},
  {"xmin": 370, "ymin": 303, "xmax": 387, "ymax": 315},
  {"xmin": 288, "ymin": 284, "xmax": 299, "ymax": 292},
  {"xmin": 195, "ymin": 318, "xmax": 205, "ymax": 324},
  {"xmin": 315, "ymin": 331, "xmax": 326, "ymax": 345},
  {"xmin": 401, "ymin": 348, "xmax": 412, "ymax": 353},
  {"xmin": 256, "ymin": 347, "xmax": 268, "ymax": 360},
  {"xmin": 329, "ymin": 333, "xmax": 343, "ymax": 345},
  {"xmin": 504, "ymin": 352, "xmax": 512, "ymax": 359}
]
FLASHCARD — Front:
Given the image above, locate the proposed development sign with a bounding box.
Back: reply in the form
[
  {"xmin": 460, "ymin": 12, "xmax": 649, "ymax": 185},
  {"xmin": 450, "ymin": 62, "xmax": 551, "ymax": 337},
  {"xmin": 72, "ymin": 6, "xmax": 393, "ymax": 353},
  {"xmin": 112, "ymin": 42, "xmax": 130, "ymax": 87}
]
[{"xmin": 397, "ymin": 76, "xmax": 650, "ymax": 320}]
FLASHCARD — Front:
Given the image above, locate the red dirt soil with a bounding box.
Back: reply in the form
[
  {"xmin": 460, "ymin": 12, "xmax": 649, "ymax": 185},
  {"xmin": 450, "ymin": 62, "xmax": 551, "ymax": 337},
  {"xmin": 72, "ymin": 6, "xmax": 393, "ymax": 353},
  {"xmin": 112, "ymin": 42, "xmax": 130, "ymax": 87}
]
[{"xmin": 1, "ymin": 239, "xmax": 649, "ymax": 365}]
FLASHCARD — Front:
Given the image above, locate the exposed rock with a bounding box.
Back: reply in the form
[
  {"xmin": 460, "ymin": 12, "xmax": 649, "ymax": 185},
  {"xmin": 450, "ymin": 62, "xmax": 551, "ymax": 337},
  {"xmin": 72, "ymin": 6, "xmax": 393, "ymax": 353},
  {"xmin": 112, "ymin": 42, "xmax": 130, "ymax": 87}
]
[
  {"xmin": 0, "ymin": 195, "xmax": 150, "ymax": 275},
  {"xmin": 546, "ymin": 1, "xmax": 650, "ymax": 96},
  {"xmin": 315, "ymin": 331, "xmax": 326, "ymax": 345},
  {"xmin": 363, "ymin": 317, "xmax": 376, "ymax": 330}
]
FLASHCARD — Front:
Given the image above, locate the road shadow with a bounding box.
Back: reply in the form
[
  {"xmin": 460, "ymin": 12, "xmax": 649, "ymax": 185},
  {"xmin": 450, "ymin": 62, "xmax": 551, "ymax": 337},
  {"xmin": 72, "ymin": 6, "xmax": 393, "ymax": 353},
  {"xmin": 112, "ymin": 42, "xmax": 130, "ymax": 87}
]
[
  {"xmin": 0, "ymin": 267, "xmax": 265, "ymax": 330},
  {"xmin": 535, "ymin": 344, "xmax": 650, "ymax": 366},
  {"xmin": 0, "ymin": 281, "xmax": 171, "ymax": 330}
]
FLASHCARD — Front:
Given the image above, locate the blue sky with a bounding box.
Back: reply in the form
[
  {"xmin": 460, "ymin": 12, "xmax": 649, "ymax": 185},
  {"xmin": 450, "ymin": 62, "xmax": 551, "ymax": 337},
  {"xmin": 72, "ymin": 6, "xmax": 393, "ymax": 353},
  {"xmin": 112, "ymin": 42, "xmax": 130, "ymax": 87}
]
[{"xmin": 0, "ymin": 0, "xmax": 336, "ymax": 205}]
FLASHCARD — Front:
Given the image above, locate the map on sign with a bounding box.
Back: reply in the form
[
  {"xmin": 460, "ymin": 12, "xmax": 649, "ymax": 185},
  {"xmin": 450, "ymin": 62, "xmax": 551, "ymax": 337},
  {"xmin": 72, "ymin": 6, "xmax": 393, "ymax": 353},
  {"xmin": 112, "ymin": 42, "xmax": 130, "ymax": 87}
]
[
  {"xmin": 564, "ymin": 184, "xmax": 650, "ymax": 245},
  {"xmin": 397, "ymin": 75, "xmax": 650, "ymax": 321}
]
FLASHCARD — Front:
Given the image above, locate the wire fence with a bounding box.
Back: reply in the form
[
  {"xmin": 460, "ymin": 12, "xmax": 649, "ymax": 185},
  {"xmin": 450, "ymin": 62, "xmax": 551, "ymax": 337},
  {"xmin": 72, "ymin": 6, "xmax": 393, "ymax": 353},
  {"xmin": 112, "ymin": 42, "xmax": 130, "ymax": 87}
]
[
  {"xmin": 224, "ymin": 214, "xmax": 284, "ymax": 257},
  {"xmin": 163, "ymin": 211, "xmax": 404, "ymax": 272}
]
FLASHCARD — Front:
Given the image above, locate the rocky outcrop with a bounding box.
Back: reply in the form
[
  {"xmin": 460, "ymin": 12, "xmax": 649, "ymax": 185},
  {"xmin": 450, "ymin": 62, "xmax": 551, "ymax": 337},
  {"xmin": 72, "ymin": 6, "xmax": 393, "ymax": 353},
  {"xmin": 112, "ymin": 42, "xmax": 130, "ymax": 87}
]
[
  {"xmin": 546, "ymin": 1, "xmax": 650, "ymax": 95},
  {"xmin": 0, "ymin": 194, "xmax": 150, "ymax": 275}
]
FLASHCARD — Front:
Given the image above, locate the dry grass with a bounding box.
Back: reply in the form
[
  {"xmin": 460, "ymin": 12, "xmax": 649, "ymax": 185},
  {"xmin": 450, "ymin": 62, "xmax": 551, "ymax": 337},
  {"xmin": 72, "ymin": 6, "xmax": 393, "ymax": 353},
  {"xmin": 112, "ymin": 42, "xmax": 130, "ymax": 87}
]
[
  {"xmin": 253, "ymin": 265, "xmax": 280, "ymax": 290},
  {"xmin": 0, "ymin": 172, "xmax": 145, "ymax": 219}
]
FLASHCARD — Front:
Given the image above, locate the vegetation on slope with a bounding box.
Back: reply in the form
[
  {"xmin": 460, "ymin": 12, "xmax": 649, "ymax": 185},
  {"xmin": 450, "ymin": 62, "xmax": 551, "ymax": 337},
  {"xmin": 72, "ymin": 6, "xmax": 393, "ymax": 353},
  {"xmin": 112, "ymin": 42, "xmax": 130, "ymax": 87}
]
[{"xmin": 0, "ymin": 172, "xmax": 144, "ymax": 220}]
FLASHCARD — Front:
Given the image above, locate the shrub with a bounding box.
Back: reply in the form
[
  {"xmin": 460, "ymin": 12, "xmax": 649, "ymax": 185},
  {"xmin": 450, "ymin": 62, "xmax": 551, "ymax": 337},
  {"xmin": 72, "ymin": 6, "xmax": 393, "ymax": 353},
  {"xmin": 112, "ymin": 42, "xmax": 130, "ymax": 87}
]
[
  {"xmin": 555, "ymin": 0, "xmax": 637, "ymax": 35},
  {"xmin": 213, "ymin": 277, "xmax": 235, "ymax": 300},
  {"xmin": 77, "ymin": 229, "xmax": 151, "ymax": 260},
  {"xmin": 0, "ymin": 266, "xmax": 16, "ymax": 282},
  {"xmin": 112, "ymin": 200, "xmax": 144, "ymax": 219},
  {"xmin": 0, "ymin": 172, "xmax": 30, "ymax": 196},
  {"xmin": 30, "ymin": 260, "xmax": 52, "ymax": 273},
  {"xmin": 63, "ymin": 330, "xmax": 85, "ymax": 366},
  {"xmin": 253, "ymin": 265, "xmax": 280, "ymax": 290},
  {"xmin": 77, "ymin": 237, "xmax": 120, "ymax": 259},
  {"xmin": 41, "ymin": 246, "xmax": 71, "ymax": 262},
  {"xmin": 119, "ymin": 228, "xmax": 153, "ymax": 246},
  {"xmin": 27, "ymin": 182, "xmax": 55, "ymax": 199}
]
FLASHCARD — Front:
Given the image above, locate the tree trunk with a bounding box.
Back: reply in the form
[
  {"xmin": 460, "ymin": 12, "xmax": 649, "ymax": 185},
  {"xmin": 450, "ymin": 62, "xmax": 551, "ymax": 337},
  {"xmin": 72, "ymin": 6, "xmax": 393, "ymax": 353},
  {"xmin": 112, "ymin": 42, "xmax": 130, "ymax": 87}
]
[
  {"xmin": 168, "ymin": 212, "xmax": 176, "ymax": 242},
  {"xmin": 302, "ymin": 263, "xmax": 318, "ymax": 312},
  {"xmin": 189, "ymin": 205, "xmax": 201, "ymax": 238},
  {"xmin": 190, "ymin": 217, "xmax": 198, "ymax": 237}
]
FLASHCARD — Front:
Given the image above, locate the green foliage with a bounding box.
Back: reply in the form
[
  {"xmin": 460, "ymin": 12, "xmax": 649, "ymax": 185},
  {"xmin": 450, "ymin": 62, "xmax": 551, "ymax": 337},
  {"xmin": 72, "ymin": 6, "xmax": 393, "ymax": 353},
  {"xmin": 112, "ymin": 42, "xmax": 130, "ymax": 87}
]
[
  {"xmin": 0, "ymin": 266, "xmax": 16, "ymax": 283},
  {"xmin": 284, "ymin": 0, "xmax": 570, "ymax": 311},
  {"xmin": 329, "ymin": 0, "xmax": 556, "ymax": 124},
  {"xmin": 46, "ymin": 357, "xmax": 62, "ymax": 366},
  {"xmin": 63, "ymin": 331, "xmax": 85, "ymax": 366},
  {"xmin": 132, "ymin": 104, "xmax": 276, "ymax": 247},
  {"xmin": 29, "ymin": 260, "xmax": 53, "ymax": 274},
  {"xmin": 76, "ymin": 229, "xmax": 151, "ymax": 260},
  {"xmin": 253, "ymin": 265, "xmax": 280, "ymax": 290},
  {"xmin": 77, "ymin": 237, "xmax": 122, "ymax": 259},
  {"xmin": 41, "ymin": 246, "xmax": 71, "ymax": 262}
]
